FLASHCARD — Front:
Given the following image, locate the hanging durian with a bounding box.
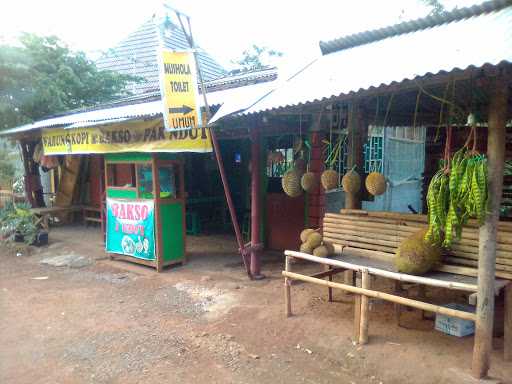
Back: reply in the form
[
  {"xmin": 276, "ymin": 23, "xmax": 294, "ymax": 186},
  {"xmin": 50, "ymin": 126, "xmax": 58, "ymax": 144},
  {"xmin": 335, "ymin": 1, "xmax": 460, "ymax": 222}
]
[
  {"xmin": 342, "ymin": 169, "xmax": 361, "ymax": 194},
  {"xmin": 282, "ymin": 168, "xmax": 302, "ymax": 197},
  {"xmin": 301, "ymin": 172, "xmax": 318, "ymax": 192},
  {"xmin": 365, "ymin": 172, "xmax": 387, "ymax": 196},
  {"xmin": 321, "ymin": 169, "xmax": 339, "ymax": 190}
]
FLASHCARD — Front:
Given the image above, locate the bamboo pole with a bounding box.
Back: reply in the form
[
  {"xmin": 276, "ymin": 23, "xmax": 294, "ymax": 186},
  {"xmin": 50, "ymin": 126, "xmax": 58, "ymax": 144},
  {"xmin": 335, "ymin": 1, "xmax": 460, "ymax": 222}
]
[
  {"xmin": 284, "ymin": 256, "xmax": 292, "ymax": 317},
  {"xmin": 354, "ymin": 272, "xmax": 362, "ymax": 342},
  {"xmin": 285, "ymin": 251, "xmax": 479, "ymax": 292},
  {"xmin": 282, "ymin": 270, "xmax": 477, "ymax": 321},
  {"xmin": 472, "ymin": 75, "xmax": 508, "ymax": 379},
  {"xmin": 250, "ymin": 128, "xmax": 263, "ymax": 278},
  {"xmin": 359, "ymin": 269, "xmax": 370, "ymax": 344}
]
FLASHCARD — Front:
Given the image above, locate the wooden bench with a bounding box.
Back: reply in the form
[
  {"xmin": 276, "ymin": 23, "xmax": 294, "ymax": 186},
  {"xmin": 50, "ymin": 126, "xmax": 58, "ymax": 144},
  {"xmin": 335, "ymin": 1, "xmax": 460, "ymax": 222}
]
[
  {"xmin": 282, "ymin": 210, "xmax": 512, "ymax": 361},
  {"xmin": 82, "ymin": 205, "xmax": 102, "ymax": 226},
  {"xmin": 322, "ymin": 210, "xmax": 512, "ymax": 280},
  {"xmin": 31, "ymin": 205, "xmax": 83, "ymax": 231}
]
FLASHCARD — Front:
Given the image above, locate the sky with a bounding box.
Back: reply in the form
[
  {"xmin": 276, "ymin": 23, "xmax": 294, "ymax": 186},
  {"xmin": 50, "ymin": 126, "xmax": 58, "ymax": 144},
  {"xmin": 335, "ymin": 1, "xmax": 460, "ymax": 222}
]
[{"xmin": 0, "ymin": 0, "xmax": 479, "ymax": 71}]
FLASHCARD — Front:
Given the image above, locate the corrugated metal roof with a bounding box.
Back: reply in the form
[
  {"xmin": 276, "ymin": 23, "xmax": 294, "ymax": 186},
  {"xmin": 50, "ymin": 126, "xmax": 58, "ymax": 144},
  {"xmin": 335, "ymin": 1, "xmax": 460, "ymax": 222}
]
[
  {"xmin": 95, "ymin": 17, "xmax": 227, "ymax": 95},
  {"xmin": 0, "ymin": 80, "xmax": 278, "ymax": 136},
  {"xmin": 212, "ymin": 1, "xmax": 512, "ymax": 120},
  {"xmin": 319, "ymin": 0, "xmax": 512, "ymax": 54}
]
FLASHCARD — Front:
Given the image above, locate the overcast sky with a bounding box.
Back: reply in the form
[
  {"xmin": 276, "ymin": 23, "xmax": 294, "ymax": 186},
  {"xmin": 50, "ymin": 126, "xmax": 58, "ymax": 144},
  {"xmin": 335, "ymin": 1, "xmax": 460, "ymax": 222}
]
[{"xmin": 0, "ymin": 0, "xmax": 479, "ymax": 70}]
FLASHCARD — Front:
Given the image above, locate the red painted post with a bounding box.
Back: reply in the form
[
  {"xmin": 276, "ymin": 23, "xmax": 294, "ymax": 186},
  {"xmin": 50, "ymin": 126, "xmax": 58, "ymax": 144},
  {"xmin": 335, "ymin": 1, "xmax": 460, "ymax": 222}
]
[{"xmin": 250, "ymin": 128, "xmax": 264, "ymax": 279}]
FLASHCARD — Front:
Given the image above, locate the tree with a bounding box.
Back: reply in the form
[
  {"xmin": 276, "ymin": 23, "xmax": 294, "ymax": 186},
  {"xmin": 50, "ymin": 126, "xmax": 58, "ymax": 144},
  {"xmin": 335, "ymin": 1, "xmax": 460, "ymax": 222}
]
[
  {"xmin": 232, "ymin": 44, "xmax": 283, "ymax": 72},
  {"xmin": 0, "ymin": 33, "xmax": 138, "ymax": 130},
  {"xmin": 420, "ymin": 0, "xmax": 446, "ymax": 16}
]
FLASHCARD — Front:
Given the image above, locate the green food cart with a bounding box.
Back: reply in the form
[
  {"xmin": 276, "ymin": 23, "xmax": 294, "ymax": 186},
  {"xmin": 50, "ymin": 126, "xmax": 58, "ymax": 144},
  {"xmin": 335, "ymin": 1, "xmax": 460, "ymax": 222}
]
[{"xmin": 104, "ymin": 152, "xmax": 185, "ymax": 271}]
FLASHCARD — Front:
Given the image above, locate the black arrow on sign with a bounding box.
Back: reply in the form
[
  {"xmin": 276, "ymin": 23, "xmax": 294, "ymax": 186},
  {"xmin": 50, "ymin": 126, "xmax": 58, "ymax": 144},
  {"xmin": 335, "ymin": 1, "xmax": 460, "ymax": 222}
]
[{"xmin": 168, "ymin": 105, "xmax": 194, "ymax": 115}]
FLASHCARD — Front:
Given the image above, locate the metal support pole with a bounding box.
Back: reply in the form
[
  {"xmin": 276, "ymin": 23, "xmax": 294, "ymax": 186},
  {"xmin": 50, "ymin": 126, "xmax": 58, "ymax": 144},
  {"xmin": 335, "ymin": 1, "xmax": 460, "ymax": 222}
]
[
  {"xmin": 471, "ymin": 74, "xmax": 508, "ymax": 379},
  {"xmin": 250, "ymin": 128, "xmax": 264, "ymax": 279},
  {"xmin": 174, "ymin": 11, "xmax": 251, "ymax": 277}
]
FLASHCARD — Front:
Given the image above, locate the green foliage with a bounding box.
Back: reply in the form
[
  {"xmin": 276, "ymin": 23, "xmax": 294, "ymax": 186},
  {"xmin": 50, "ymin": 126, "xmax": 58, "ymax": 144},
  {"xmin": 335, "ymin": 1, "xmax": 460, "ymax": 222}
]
[
  {"xmin": 0, "ymin": 33, "xmax": 139, "ymax": 130},
  {"xmin": 426, "ymin": 148, "xmax": 488, "ymax": 247},
  {"xmin": 0, "ymin": 147, "xmax": 16, "ymax": 189},
  {"xmin": 0, "ymin": 139, "xmax": 22, "ymax": 189},
  {"xmin": 0, "ymin": 202, "xmax": 38, "ymax": 244},
  {"xmin": 232, "ymin": 44, "xmax": 282, "ymax": 71},
  {"xmin": 505, "ymin": 161, "xmax": 512, "ymax": 176},
  {"xmin": 420, "ymin": 0, "xmax": 447, "ymax": 16}
]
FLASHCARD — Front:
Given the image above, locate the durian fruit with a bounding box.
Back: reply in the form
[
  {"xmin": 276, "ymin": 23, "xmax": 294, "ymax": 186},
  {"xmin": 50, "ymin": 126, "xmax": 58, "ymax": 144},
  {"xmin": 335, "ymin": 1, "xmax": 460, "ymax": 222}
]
[
  {"xmin": 300, "ymin": 242, "xmax": 313, "ymax": 254},
  {"xmin": 300, "ymin": 228, "xmax": 316, "ymax": 243},
  {"xmin": 321, "ymin": 169, "xmax": 339, "ymax": 190},
  {"xmin": 282, "ymin": 168, "xmax": 302, "ymax": 197},
  {"xmin": 365, "ymin": 172, "xmax": 387, "ymax": 196},
  {"xmin": 323, "ymin": 241, "xmax": 335, "ymax": 255},
  {"xmin": 394, "ymin": 229, "xmax": 441, "ymax": 275},
  {"xmin": 342, "ymin": 169, "xmax": 361, "ymax": 194},
  {"xmin": 306, "ymin": 232, "xmax": 322, "ymax": 248},
  {"xmin": 313, "ymin": 245, "xmax": 329, "ymax": 258},
  {"xmin": 301, "ymin": 172, "xmax": 318, "ymax": 192}
]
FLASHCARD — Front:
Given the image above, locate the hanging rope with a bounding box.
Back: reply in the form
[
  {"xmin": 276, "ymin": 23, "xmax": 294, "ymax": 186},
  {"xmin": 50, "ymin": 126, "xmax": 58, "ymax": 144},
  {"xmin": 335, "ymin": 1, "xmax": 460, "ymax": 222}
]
[{"xmin": 435, "ymin": 80, "xmax": 452, "ymax": 142}]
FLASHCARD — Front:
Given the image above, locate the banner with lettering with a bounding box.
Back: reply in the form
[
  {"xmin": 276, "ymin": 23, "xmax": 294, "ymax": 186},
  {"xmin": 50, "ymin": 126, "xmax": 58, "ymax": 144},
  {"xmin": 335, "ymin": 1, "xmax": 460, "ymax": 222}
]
[
  {"xmin": 41, "ymin": 119, "xmax": 212, "ymax": 155},
  {"xmin": 106, "ymin": 198, "xmax": 155, "ymax": 260},
  {"xmin": 158, "ymin": 50, "xmax": 202, "ymax": 132}
]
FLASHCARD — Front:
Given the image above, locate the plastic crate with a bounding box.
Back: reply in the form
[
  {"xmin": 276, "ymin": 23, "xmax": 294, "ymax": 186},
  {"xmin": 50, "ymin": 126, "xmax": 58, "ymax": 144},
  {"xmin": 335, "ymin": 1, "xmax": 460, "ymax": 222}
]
[{"xmin": 435, "ymin": 303, "xmax": 475, "ymax": 337}]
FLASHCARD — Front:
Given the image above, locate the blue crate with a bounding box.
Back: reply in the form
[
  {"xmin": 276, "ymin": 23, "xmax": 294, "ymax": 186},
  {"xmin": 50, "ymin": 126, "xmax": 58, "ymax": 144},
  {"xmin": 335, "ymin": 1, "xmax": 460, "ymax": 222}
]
[{"xmin": 435, "ymin": 303, "xmax": 475, "ymax": 337}]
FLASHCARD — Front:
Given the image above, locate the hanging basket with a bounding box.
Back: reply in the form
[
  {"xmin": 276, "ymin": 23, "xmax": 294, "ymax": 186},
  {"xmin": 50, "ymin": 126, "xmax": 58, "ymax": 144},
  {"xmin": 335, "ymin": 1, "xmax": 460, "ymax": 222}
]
[
  {"xmin": 342, "ymin": 170, "xmax": 361, "ymax": 194},
  {"xmin": 365, "ymin": 172, "xmax": 387, "ymax": 196},
  {"xmin": 321, "ymin": 169, "xmax": 339, "ymax": 190},
  {"xmin": 282, "ymin": 168, "xmax": 303, "ymax": 197},
  {"xmin": 301, "ymin": 172, "xmax": 318, "ymax": 192}
]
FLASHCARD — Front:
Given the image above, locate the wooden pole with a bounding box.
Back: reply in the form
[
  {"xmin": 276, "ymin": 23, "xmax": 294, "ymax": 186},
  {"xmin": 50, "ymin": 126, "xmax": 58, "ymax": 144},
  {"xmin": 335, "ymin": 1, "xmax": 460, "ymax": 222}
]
[
  {"xmin": 354, "ymin": 272, "xmax": 362, "ymax": 342},
  {"xmin": 471, "ymin": 74, "xmax": 509, "ymax": 379},
  {"xmin": 345, "ymin": 101, "xmax": 367, "ymax": 209},
  {"xmin": 505, "ymin": 284, "xmax": 512, "ymax": 361},
  {"xmin": 359, "ymin": 268, "xmax": 370, "ymax": 344},
  {"xmin": 250, "ymin": 128, "xmax": 263, "ymax": 279},
  {"xmin": 284, "ymin": 256, "xmax": 292, "ymax": 317},
  {"xmin": 152, "ymin": 155, "xmax": 163, "ymax": 272}
]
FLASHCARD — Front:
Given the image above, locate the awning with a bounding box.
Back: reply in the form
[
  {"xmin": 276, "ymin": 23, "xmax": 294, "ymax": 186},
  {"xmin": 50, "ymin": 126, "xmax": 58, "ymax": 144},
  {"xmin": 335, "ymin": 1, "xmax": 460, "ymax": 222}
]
[{"xmin": 210, "ymin": 1, "xmax": 512, "ymax": 122}]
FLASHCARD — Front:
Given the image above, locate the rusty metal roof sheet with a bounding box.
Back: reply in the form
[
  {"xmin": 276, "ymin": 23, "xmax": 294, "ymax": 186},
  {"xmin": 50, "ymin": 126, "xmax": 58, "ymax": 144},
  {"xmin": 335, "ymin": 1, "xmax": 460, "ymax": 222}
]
[{"xmin": 0, "ymin": 80, "xmax": 278, "ymax": 136}]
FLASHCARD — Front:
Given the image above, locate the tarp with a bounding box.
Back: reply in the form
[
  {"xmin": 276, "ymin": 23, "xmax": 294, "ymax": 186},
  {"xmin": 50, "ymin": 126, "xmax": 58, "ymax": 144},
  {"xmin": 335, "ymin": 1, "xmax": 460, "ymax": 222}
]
[{"xmin": 41, "ymin": 119, "xmax": 212, "ymax": 155}]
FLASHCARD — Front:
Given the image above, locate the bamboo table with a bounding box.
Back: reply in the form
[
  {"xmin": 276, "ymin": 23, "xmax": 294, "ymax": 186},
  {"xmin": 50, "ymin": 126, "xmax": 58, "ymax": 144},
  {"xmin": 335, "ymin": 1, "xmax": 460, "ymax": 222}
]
[{"xmin": 283, "ymin": 250, "xmax": 511, "ymax": 360}]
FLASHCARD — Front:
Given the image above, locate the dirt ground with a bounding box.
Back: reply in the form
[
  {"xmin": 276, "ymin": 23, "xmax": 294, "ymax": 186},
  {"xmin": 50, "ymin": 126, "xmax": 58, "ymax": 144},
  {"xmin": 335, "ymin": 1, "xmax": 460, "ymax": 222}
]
[{"xmin": 1, "ymin": 226, "xmax": 511, "ymax": 384}]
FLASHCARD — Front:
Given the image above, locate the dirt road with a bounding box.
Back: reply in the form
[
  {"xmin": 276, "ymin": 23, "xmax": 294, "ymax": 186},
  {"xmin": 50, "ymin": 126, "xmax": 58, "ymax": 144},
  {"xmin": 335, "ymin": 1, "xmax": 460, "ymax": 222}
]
[{"xmin": 1, "ymin": 227, "xmax": 510, "ymax": 383}]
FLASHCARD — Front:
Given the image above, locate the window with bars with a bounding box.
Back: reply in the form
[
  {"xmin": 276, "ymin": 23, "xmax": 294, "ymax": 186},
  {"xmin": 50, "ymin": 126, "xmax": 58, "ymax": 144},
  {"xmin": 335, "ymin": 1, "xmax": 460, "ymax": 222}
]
[{"xmin": 266, "ymin": 148, "xmax": 295, "ymax": 177}]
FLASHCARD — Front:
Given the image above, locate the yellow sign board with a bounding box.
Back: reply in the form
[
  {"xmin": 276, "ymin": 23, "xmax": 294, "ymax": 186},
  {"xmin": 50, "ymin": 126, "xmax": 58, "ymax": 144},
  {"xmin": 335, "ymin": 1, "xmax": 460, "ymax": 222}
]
[
  {"xmin": 41, "ymin": 119, "xmax": 212, "ymax": 155},
  {"xmin": 159, "ymin": 50, "xmax": 202, "ymax": 132}
]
